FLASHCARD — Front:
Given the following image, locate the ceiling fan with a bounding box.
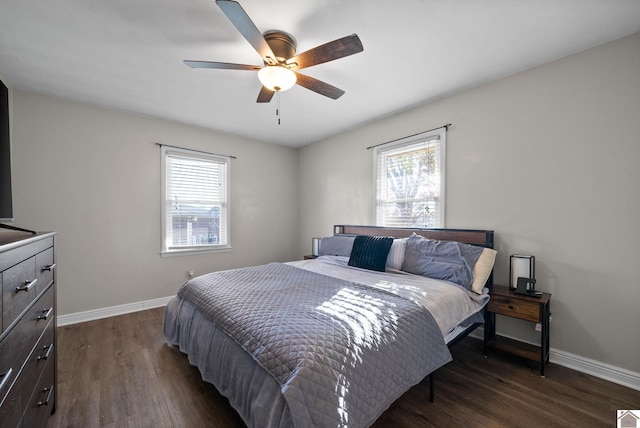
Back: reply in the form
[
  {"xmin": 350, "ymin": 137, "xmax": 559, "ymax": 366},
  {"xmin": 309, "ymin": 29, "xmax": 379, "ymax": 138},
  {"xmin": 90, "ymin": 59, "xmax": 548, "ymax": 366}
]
[{"xmin": 184, "ymin": 0, "xmax": 364, "ymax": 103}]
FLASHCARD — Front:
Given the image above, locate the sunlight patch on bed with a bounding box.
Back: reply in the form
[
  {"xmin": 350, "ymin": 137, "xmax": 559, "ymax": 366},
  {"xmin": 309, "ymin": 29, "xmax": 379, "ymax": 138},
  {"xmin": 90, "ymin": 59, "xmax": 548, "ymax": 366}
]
[{"xmin": 317, "ymin": 287, "xmax": 400, "ymax": 425}]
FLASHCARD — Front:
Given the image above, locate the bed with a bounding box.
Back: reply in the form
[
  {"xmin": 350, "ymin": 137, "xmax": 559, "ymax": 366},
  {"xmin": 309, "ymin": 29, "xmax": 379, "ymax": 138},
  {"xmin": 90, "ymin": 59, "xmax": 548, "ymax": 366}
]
[{"xmin": 164, "ymin": 225, "xmax": 495, "ymax": 427}]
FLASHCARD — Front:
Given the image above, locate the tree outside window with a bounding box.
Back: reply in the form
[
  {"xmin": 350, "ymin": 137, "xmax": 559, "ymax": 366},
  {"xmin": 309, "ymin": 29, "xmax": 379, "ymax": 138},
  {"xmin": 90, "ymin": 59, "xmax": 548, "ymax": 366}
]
[{"xmin": 374, "ymin": 128, "xmax": 446, "ymax": 228}]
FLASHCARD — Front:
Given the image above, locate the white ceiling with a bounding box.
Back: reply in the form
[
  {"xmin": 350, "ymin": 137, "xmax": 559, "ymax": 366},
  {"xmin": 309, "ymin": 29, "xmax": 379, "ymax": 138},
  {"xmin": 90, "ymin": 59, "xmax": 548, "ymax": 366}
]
[{"xmin": 1, "ymin": 1, "xmax": 639, "ymax": 148}]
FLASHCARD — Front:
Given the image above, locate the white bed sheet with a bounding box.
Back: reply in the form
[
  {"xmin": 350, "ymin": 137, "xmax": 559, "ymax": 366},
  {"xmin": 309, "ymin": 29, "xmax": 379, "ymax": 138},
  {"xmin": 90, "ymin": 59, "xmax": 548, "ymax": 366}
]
[{"xmin": 287, "ymin": 255, "xmax": 489, "ymax": 341}]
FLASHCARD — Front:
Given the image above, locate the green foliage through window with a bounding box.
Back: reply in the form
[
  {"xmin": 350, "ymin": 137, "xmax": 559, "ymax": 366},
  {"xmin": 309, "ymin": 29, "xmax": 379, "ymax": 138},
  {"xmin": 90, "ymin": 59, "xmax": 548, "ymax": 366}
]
[{"xmin": 374, "ymin": 128, "xmax": 446, "ymax": 228}]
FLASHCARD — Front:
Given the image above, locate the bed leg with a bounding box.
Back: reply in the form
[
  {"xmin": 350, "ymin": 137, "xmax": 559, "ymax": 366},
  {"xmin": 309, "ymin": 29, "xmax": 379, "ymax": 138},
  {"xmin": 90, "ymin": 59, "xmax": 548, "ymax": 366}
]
[{"xmin": 429, "ymin": 373, "xmax": 434, "ymax": 403}]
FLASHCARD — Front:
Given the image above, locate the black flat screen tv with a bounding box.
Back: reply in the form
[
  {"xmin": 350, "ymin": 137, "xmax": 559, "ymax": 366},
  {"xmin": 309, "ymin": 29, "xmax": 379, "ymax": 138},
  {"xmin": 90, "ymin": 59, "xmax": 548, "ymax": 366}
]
[{"xmin": 0, "ymin": 79, "xmax": 13, "ymax": 222}]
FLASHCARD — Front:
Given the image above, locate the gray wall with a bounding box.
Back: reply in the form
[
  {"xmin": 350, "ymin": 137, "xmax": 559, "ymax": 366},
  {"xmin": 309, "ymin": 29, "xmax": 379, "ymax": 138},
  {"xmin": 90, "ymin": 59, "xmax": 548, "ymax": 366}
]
[
  {"xmin": 8, "ymin": 91, "xmax": 299, "ymax": 316},
  {"xmin": 3, "ymin": 32, "xmax": 639, "ymax": 376},
  {"xmin": 298, "ymin": 32, "xmax": 640, "ymax": 373}
]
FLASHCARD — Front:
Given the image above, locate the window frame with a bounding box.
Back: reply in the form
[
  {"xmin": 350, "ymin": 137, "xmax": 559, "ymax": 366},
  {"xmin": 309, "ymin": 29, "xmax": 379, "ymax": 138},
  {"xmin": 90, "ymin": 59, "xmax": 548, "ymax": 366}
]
[
  {"xmin": 160, "ymin": 146, "xmax": 231, "ymax": 256},
  {"xmin": 373, "ymin": 128, "xmax": 446, "ymax": 228}
]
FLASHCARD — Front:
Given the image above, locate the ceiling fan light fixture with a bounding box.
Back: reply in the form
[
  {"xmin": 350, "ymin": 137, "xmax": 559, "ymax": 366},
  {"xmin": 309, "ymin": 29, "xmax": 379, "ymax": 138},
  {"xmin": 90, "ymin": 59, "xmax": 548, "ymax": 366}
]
[{"xmin": 258, "ymin": 66, "xmax": 296, "ymax": 92}]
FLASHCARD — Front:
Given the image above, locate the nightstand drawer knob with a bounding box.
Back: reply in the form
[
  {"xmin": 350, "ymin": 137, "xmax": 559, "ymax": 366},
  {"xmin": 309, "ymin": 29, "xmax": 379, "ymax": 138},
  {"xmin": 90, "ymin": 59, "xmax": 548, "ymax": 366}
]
[{"xmin": 508, "ymin": 305, "xmax": 514, "ymax": 310}]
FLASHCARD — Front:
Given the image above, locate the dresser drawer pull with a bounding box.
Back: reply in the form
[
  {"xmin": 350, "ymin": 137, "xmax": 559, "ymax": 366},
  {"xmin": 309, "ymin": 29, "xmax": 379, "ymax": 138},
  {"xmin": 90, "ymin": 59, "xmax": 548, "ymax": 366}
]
[
  {"xmin": 0, "ymin": 368, "xmax": 13, "ymax": 394},
  {"xmin": 16, "ymin": 278, "xmax": 38, "ymax": 292},
  {"xmin": 37, "ymin": 385, "xmax": 54, "ymax": 407},
  {"xmin": 42, "ymin": 263, "xmax": 57, "ymax": 272},
  {"xmin": 37, "ymin": 307, "xmax": 54, "ymax": 320},
  {"xmin": 37, "ymin": 344, "xmax": 54, "ymax": 361}
]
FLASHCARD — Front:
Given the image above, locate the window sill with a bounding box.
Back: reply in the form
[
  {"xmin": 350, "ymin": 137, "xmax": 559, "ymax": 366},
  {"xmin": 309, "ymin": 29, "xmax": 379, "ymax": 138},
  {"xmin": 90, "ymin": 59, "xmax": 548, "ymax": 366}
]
[{"xmin": 161, "ymin": 246, "xmax": 232, "ymax": 257}]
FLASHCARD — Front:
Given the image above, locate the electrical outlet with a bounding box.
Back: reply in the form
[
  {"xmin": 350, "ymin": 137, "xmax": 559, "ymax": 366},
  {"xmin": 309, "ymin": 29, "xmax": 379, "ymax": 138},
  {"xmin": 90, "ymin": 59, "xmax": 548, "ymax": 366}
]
[{"xmin": 535, "ymin": 323, "xmax": 542, "ymax": 332}]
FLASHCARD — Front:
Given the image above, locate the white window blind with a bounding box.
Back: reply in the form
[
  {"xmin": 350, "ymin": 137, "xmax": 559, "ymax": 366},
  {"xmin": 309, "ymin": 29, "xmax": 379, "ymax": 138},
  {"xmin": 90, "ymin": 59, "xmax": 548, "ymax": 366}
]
[
  {"xmin": 161, "ymin": 146, "xmax": 230, "ymax": 254},
  {"xmin": 374, "ymin": 128, "xmax": 446, "ymax": 228}
]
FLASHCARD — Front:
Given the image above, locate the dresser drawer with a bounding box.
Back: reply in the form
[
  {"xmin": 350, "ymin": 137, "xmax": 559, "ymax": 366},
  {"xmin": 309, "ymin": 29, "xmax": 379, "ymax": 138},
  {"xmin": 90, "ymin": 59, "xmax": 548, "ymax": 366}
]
[
  {"xmin": 35, "ymin": 247, "xmax": 55, "ymax": 294},
  {"xmin": 0, "ymin": 304, "xmax": 33, "ymax": 405},
  {"xmin": 23, "ymin": 357, "xmax": 55, "ymax": 428},
  {"xmin": 2, "ymin": 256, "xmax": 38, "ymax": 332},
  {"xmin": 21, "ymin": 318, "xmax": 55, "ymax": 406},
  {"xmin": 0, "ymin": 333, "xmax": 24, "ymax": 407},
  {"xmin": 487, "ymin": 294, "xmax": 541, "ymax": 322},
  {"xmin": 23, "ymin": 285, "xmax": 55, "ymax": 348},
  {"xmin": 0, "ymin": 381, "xmax": 22, "ymax": 428}
]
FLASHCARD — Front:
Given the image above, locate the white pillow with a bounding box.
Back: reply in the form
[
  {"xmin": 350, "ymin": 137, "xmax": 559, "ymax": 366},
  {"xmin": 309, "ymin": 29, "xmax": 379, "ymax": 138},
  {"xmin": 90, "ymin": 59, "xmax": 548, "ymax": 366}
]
[
  {"xmin": 385, "ymin": 238, "xmax": 407, "ymax": 271},
  {"xmin": 471, "ymin": 247, "xmax": 497, "ymax": 293}
]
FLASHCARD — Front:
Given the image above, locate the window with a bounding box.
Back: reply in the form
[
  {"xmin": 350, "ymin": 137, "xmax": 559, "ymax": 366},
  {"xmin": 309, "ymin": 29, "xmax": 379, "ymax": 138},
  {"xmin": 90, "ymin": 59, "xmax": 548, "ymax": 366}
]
[
  {"xmin": 161, "ymin": 146, "xmax": 230, "ymax": 254},
  {"xmin": 373, "ymin": 128, "xmax": 446, "ymax": 228}
]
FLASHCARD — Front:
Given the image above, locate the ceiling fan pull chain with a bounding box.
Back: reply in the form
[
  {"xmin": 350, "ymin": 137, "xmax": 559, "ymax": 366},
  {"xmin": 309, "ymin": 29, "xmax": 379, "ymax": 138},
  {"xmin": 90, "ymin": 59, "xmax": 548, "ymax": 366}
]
[{"xmin": 276, "ymin": 90, "xmax": 281, "ymax": 125}]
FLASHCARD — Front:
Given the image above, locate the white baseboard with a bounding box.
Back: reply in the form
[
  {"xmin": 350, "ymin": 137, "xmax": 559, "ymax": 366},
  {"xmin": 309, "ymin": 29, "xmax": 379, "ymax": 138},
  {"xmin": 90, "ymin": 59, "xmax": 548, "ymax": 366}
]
[
  {"xmin": 549, "ymin": 348, "xmax": 640, "ymax": 391},
  {"xmin": 58, "ymin": 300, "xmax": 640, "ymax": 392},
  {"xmin": 469, "ymin": 330, "xmax": 640, "ymax": 391},
  {"xmin": 56, "ymin": 296, "xmax": 174, "ymax": 327}
]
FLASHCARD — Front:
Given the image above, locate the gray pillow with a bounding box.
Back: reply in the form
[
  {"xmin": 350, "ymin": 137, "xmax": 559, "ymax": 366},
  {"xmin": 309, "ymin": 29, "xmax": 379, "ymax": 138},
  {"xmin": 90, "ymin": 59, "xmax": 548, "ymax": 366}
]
[
  {"xmin": 401, "ymin": 233, "xmax": 484, "ymax": 290},
  {"xmin": 318, "ymin": 236, "xmax": 355, "ymax": 257}
]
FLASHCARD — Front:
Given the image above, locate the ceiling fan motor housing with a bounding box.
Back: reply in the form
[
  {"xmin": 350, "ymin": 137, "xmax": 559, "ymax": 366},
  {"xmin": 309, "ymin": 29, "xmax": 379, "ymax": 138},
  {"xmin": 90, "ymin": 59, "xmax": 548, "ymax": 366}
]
[{"xmin": 263, "ymin": 31, "xmax": 296, "ymax": 63}]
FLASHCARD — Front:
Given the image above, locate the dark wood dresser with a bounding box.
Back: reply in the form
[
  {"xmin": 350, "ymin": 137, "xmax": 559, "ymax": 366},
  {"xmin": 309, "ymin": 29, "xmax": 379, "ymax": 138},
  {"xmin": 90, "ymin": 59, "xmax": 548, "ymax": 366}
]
[{"xmin": 0, "ymin": 232, "xmax": 57, "ymax": 427}]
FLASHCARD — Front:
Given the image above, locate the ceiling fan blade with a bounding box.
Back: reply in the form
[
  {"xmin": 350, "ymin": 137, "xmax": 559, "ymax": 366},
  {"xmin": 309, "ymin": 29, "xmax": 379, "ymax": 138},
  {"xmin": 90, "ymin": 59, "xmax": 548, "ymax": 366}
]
[
  {"xmin": 184, "ymin": 60, "xmax": 260, "ymax": 71},
  {"xmin": 294, "ymin": 72, "xmax": 345, "ymax": 99},
  {"xmin": 257, "ymin": 86, "xmax": 275, "ymax": 103},
  {"xmin": 215, "ymin": 0, "xmax": 276, "ymax": 63},
  {"xmin": 286, "ymin": 34, "xmax": 363, "ymax": 70}
]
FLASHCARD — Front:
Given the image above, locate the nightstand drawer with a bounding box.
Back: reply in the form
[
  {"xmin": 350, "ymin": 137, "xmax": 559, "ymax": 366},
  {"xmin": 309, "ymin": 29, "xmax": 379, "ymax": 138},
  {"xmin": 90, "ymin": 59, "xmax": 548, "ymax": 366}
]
[{"xmin": 487, "ymin": 295, "xmax": 540, "ymax": 322}]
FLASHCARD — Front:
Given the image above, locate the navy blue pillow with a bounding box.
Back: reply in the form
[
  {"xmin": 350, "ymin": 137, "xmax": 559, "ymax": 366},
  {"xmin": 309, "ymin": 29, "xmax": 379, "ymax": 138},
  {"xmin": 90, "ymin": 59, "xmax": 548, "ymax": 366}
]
[{"xmin": 348, "ymin": 235, "xmax": 394, "ymax": 272}]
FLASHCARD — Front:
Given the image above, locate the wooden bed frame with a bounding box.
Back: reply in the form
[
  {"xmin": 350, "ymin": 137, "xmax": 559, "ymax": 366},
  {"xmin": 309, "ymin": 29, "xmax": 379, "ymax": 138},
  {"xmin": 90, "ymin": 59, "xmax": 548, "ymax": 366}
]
[
  {"xmin": 334, "ymin": 224, "xmax": 494, "ymax": 249},
  {"xmin": 333, "ymin": 224, "xmax": 495, "ymax": 401}
]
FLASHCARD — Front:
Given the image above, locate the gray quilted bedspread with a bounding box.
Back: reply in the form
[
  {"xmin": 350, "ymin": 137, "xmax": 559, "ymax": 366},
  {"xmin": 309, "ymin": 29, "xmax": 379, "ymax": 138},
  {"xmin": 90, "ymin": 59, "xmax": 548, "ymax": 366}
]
[{"xmin": 177, "ymin": 262, "xmax": 452, "ymax": 428}]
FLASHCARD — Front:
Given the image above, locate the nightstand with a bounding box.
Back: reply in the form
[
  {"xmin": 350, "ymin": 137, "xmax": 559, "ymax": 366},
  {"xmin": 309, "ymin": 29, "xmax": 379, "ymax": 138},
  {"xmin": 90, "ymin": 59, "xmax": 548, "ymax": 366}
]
[{"xmin": 484, "ymin": 285, "xmax": 551, "ymax": 376}]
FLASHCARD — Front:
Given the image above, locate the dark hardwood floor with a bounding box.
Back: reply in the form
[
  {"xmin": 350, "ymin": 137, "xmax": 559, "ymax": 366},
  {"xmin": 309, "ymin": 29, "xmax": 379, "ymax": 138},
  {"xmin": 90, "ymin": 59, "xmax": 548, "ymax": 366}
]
[{"xmin": 47, "ymin": 307, "xmax": 640, "ymax": 427}]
